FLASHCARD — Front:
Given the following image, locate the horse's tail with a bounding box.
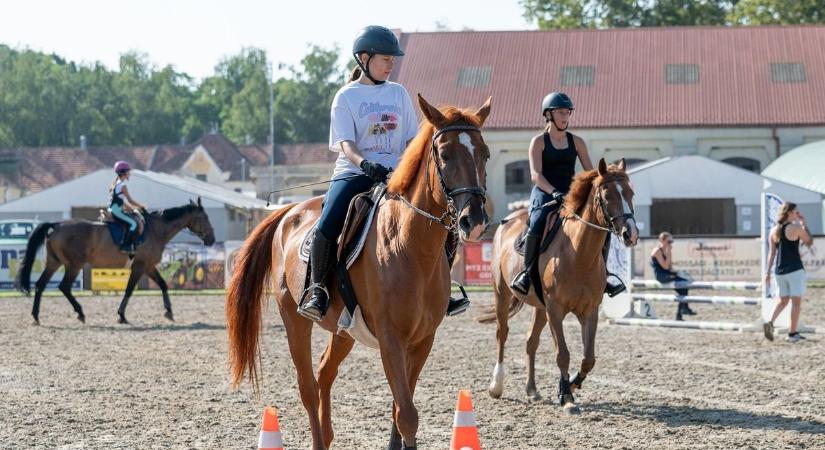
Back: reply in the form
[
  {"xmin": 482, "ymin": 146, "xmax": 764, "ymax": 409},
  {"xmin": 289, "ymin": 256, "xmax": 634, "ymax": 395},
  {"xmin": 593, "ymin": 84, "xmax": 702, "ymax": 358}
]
[
  {"xmin": 225, "ymin": 204, "xmax": 296, "ymax": 390},
  {"xmin": 475, "ymin": 296, "xmax": 525, "ymax": 324},
  {"xmin": 15, "ymin": 222, "xmax": 57, "ymax": 295}
]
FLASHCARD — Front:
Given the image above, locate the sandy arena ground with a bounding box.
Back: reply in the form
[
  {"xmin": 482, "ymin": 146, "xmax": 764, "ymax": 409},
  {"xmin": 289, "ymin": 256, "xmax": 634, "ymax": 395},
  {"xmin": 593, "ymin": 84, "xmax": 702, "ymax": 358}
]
[{"xmin": 1, "ymin": 289, "xmax": 824, "ymax": 449}]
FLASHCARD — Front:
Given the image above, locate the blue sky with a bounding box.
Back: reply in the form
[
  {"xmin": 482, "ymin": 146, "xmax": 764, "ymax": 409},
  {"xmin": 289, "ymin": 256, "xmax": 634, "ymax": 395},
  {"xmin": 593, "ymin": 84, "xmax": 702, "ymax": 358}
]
[{"xmin": 3, "ymin": 0, "xmax": 532, "ymax": 80}]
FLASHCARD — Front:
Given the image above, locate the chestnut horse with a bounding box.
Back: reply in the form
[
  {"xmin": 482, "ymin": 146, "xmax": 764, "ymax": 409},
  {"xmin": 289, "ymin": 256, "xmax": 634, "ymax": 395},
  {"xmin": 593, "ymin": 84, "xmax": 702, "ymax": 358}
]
[
  {"xmin": 226, "ymin": 95, "xmax": 491, "ymax": 449},
  {"xmin": 16, "ymin": 198, "xmax": 216, "ymax": 324},
  {"xmin": 478, "ymin": 159, "xmax": 638, "ymax": 413}
]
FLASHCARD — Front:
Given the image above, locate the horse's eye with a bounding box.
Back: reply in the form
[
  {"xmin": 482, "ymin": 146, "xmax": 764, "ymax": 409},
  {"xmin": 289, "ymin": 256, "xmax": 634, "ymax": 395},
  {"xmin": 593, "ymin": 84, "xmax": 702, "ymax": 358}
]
[{"xmin": 440, "ymin": 151, "xmax": 450, "ymax": 161}]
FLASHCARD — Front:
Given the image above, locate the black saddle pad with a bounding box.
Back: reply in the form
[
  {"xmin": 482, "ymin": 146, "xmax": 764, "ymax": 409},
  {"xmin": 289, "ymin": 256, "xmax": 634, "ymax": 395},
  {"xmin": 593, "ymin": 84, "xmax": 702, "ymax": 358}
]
[{"xmin": 106, "ymin": 221, "xmax": 147, "ymax": 246}]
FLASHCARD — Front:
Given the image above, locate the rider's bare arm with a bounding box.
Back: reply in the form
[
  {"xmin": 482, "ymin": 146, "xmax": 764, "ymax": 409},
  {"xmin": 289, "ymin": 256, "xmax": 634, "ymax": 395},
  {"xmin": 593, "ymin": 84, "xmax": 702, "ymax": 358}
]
[
  {"xmin": 573, "ymin": 135, "xmax": 594, "ymax": 171},
  {"xmin": 120, "ymin": 185, "xmax": 144, "ymax": 210},
  {"xmin": 340, "ymin": 140, "xmax": 367, "ymax": 168}
]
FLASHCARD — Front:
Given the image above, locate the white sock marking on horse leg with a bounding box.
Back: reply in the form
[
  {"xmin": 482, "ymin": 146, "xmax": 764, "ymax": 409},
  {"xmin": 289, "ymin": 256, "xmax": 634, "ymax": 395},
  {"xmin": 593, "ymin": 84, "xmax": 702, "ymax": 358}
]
[{"xmin": 489, "ymin": 362, "xmax": 506, "ymax": 398}]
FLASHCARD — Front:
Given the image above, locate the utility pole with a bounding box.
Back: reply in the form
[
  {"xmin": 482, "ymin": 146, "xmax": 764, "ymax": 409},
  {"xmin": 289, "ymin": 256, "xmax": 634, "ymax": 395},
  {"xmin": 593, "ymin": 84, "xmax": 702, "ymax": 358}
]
[{"xmin": 268, "ymin": 62, "xmax": 275, "ymax": 195}]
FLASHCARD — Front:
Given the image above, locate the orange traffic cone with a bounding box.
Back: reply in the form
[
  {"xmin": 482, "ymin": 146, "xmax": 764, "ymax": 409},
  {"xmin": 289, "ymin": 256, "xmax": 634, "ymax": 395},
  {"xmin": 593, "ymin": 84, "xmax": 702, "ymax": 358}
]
[
  {"xmin": 258, "ymin": 406, "xmax": 284, "ymax": 450},
  {"xmin": 449, "ymin": 390, "xmax": 481, "ymax": 450}
]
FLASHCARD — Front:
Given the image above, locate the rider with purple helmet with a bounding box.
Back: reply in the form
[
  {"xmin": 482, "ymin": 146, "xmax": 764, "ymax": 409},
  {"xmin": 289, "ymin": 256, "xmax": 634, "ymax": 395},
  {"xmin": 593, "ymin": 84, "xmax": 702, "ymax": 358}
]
[{"xmin": 109, "ymin": 161, "xmax": 146, "ymax": 252}]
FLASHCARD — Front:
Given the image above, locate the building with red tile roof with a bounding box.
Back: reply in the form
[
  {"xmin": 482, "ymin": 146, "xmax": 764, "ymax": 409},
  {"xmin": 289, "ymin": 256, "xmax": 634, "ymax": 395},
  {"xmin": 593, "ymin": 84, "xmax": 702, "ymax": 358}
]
[{"xmin": 389, "ymin": 26, "xmax": 825, "ymax": 222}]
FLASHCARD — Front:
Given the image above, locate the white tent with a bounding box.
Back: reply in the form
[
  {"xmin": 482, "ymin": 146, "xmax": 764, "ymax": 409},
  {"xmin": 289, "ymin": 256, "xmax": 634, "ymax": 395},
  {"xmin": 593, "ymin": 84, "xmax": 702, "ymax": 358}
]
[
  {"xmin": 627, "ymin": 155, "xmax": 822, "ymax": 236},
  {"xmin": 0, "ymin": 169, "xmax": 269, "ymax": 242}
]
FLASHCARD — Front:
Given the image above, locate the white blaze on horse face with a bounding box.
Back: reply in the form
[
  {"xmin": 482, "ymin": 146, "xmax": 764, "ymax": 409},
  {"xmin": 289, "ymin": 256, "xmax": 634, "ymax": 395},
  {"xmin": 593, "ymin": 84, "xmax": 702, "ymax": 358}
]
[
  {"xmin": 458, "ymin": 132, "xmax": 480, "ymax": 185},
  {"xmin": 616, "ymin": 184, "xmax": 633, "ymax": 217},
  {"xmin": 616, "ymin": 183, "xmax": 638, "ymax": 236}
]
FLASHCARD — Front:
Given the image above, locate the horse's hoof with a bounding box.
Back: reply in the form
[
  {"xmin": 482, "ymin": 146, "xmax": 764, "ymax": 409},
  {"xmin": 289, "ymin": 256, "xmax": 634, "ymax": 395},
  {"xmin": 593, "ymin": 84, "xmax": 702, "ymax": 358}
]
[
  {"xmin": 526, "ymin": 390, "xmax": 542, "ymax": 402},
  {"xmin": 563, "ymin": 403, "xmax": 581, "ymax": 415},
  {"xmin": 31, "ymin": 319, "xmax": 40, "ymax": 326},
  {"xmin": 164, "ymin": 311, "xmax": 174, "ymax": 322},
  {"xmin": 118, "ymin": 316, "xmax": 129, "ymax": 325},
  {"xmin": 488, "ymin": 386, "xmax": 503, "ymax": 399},
  {"xmin": 77, "ymin": 314, "xmax": 86, "ymax": 324}
]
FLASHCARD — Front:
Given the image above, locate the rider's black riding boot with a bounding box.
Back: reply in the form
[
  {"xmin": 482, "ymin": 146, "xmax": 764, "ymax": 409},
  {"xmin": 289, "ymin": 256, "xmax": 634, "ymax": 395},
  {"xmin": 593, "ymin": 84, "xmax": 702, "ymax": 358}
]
[
  {"xmin": 511, "ymin": 232, "xmax": 541, "ymax": 295},
  {"xmin": 602, "ymin": 235, "xmax": 626, "ymax": 297},
  {"xmin": 298, "ymin": 229, "xmax": 337, "ymax": 321},
  {"xmin": 119, "ymin": 229, "xmax": 135, "ymax": 253}
]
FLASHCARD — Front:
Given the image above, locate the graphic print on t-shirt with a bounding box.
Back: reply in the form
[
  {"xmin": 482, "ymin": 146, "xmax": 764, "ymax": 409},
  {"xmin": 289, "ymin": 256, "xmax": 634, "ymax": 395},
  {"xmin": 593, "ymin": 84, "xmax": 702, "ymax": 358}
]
[{"xmin": 359, "ymin": 101, "xmax": 402, "ymax": 155}]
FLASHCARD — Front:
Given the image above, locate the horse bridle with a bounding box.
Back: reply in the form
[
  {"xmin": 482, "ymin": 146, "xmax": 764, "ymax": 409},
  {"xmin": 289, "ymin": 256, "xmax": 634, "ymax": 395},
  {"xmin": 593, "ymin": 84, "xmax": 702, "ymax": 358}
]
[
  {"xmin": 568, "ymin": 179, "xmax": 635, "ymax": 236},
  {"xmin": 393, "ymin": 124, "xmax": 487, "ymax": 230}
]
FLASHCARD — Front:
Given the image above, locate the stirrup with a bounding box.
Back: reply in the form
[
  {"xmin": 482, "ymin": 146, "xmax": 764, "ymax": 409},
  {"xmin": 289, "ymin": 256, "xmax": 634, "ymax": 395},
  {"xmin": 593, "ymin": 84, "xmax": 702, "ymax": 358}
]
[
  {"xmin": 446, "ymin": 282, "xmax": 470, "ymax": 317},
  {"xmin": 297, "ymin": 283, "xmax": 330, "ymax": 321},
  {"xmin": 604, "ymin": 272, "xmax": 626, "ymax": 297},
  {"xmin": 510, "ymin": 271, "xmax": 530, "ymax": 295}
]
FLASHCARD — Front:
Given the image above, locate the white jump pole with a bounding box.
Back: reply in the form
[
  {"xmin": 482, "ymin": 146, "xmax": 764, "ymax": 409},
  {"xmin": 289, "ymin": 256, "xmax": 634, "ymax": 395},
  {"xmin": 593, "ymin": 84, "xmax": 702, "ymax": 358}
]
[{"xmin": 631, "ymin": 293, "xmax": 761, "ymax": 306}]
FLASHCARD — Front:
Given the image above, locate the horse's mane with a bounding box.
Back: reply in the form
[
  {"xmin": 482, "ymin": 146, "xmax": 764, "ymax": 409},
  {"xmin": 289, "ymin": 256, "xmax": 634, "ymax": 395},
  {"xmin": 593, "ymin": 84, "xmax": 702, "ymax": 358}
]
[
  {"xmin": 386, "ymin": 106, "xmax": 482, "ymax": 195},
  {"xmin": 562, "ymin": 165, "xmax": 629, "ymax": 216},
  {"xmin": 152, "ymin": 204, "xmax": 200, "ymax": 221}
]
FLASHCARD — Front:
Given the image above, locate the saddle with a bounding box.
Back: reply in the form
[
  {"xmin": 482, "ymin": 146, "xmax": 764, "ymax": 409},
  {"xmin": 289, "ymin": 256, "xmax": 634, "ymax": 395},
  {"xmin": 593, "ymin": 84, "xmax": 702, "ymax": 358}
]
[
  {"xmin": 299, "ymin": 183, "xmax": 463, "ymax": 347},
  {"xmin": 99, "ymin": 208, "xmax": 146, "ymax": 248},
  {"xmin": 512, "ymin": 210, "xmax": 563, "ymax": 257}
]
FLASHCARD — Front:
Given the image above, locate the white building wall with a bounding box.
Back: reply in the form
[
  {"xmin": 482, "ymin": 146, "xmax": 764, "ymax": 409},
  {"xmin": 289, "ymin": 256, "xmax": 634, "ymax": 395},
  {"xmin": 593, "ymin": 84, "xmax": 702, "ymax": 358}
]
[{"xmin": 484, "ymin": 125, "xmax": 825, "ymax": 223}]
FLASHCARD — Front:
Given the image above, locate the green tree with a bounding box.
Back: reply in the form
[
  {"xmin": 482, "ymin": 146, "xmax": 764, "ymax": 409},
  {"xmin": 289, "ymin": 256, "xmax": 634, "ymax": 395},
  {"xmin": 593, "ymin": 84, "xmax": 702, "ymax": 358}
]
[
  {"xmin": 521, "ymin": 0, "xmax": 734, "ymax": 28},
  {"xmin": 185, "ymin": 47, "xmax": 270, "ymax": 144},
  {"xmin": 520, "ymin": 0, "xmax": 595, "ymax": 29},
  {"xmin": 729, "ymin": 0, "xmax": 825, "ymax": 25},
  {"xmin": 274, "ymin": 45, "xmax": 344, "ymax": 143},
  {"xmin": 643, "ymin": 0, "xmax": 730, "ymax": 26}
]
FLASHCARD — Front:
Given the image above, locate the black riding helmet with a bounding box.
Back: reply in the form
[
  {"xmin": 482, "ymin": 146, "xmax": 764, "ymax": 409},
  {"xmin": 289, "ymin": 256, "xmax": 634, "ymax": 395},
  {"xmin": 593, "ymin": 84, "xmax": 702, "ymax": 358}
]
[
  {"xmin": 541, "ymin": 92, "xmax": 574, "ymax": 127},
  {"xmin": 352, "ymin": 26, "xmax": 404, "ymax": 85}
]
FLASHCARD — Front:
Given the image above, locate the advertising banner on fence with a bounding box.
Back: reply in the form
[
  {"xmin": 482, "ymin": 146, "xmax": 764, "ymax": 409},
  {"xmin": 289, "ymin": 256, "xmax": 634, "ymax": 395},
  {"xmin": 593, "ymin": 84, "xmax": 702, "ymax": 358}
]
[
  {"xmin": 463, "ymin": 241, "xmax": 493, "ymax": 285},
  {"xmin": 149, "ymin": 243, "xmax": 227, "ymax": 290},
  {"xmin": 0, "ymin": 244, "xmax": 81, "ymax": 290},
  {"xmin": 632, "ymin": 236, "xmax": 825, "ymax": 282}
]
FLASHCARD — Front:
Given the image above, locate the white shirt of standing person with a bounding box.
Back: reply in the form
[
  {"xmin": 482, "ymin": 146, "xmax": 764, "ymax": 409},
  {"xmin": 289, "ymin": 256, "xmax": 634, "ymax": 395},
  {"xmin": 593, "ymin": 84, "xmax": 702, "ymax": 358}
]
[{"xmin": 328, "ymin": 81, "xmax": 418, "ymax": 180}]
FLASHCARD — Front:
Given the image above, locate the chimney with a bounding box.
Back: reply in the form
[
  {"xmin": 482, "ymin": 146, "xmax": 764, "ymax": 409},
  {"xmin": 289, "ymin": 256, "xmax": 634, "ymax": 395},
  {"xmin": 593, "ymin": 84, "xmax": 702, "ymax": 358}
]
[{"xmin": 80, "ymin": 135, "xmax": 87, "ymax": 150}]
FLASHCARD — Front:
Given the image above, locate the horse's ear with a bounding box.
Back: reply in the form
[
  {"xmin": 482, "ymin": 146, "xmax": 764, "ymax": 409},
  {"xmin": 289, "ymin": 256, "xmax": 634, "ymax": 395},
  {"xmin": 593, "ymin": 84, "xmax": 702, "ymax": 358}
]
[
  {"xmin": 189, "ymin": 198, "xmax": 194, "ymax": 205},
  {"xmin": 197, "ymin": 196, "xmax": 202, "ymax": 208},
  {"xmin": 598, "ymin": 158, "xmax": 607, "ymax": 176},
  {"xmin": 474, "ymin": 96, "xmax": 492, "ymax": 127},
  {"xmin": 617, "ymin": 158, "xmax": 626, "ymax": 172},
  {"xmin": 418, "ymin": 94, "xmax": 446, "ymax": 126}
]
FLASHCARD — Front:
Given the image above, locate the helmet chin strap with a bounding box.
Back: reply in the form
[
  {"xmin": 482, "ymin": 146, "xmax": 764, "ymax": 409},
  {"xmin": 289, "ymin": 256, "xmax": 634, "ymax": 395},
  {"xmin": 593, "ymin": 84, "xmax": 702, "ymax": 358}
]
[{"xmin": 354, "ymin": 54, "xmax": 385, "ymax": 85}]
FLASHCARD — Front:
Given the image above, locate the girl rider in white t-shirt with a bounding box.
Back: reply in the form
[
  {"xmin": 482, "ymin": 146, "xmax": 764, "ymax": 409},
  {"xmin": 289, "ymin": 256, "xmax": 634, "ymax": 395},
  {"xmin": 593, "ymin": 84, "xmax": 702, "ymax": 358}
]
[{"xmin": 298, "ymin": 26, "xmax": 469, "ymax": 321}]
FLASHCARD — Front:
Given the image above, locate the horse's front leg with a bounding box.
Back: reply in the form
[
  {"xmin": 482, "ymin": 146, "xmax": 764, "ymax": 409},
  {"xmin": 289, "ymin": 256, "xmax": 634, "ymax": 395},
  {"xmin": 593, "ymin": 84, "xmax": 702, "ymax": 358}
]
[
  {"xmin": 380, "ymin": 334, "xmax": 418, "ymax": 449},
  {"xmin": 117, "ymin": 262, "xmax": 145, "ymax": 324},
  {"xmin": 147, "ymin": 268, "xmax": 174, "ymax": 321},
  {"xmin": 545, "ymin": 304, "xmax": 578, "ymax": 414},
  {"xmin": 572, "ymin": 308, "xmax": 599, "ymax": 394},
  {"xmin": 488, "ymin": 287, "xmax": 512, "ymax": 399}
]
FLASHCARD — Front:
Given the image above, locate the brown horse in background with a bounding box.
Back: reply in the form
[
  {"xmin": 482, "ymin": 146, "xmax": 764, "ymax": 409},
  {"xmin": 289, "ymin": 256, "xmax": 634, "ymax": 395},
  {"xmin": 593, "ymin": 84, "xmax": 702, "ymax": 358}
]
[
  {"xmin": 16, "ymin": 198, "xmax": 216, "ymax": 324},
  {"xmin": 478, "ymin": 159, "xmax": 638, "ymax": 413},
  {"xmin": 226, "ymin": 95, "xmax": 491, "ymax": 450}
]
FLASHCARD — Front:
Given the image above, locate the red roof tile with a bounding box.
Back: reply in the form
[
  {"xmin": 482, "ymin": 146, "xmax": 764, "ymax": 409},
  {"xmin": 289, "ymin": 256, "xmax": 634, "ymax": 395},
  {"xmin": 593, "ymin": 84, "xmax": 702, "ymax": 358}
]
[
  {"xmin": 237, "ymin": 144, "xmax": 271, "ymax": 167},
  {"xmin": 273, "ymin": 143, "xmax": 337, "ymax": 165},
  {"xmin": 392, "ymin": 26, "xmax": 825, "ymax": 128}
]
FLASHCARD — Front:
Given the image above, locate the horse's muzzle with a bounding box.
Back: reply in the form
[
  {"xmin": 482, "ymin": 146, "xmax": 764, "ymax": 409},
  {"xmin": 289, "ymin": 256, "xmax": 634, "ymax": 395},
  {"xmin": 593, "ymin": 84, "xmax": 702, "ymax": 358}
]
[
  {"xmin": 458, "ymin": 198, "xmax": 488, "ymax": 242},
  {"xmin": 621, "ymin": 219, "xmax": 639, "ymax": 247}
]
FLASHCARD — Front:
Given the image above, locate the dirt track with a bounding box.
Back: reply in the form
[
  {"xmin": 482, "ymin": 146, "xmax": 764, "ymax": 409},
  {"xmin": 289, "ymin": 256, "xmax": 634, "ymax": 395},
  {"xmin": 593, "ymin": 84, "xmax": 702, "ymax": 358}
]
[{"xmin": 1, "ymin": 290, "xmax": 824, "ymax": 449}]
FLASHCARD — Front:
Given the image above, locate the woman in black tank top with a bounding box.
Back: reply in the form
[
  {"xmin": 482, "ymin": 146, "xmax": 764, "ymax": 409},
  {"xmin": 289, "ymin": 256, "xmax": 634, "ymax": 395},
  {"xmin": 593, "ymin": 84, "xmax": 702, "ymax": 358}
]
[
  {"xmin": 511, "ymin": 92, "xmax": 606, "ymax": 295},
  {"xmin": 764, "ymin": 202, "xmax": 813, "ymax": 342}
]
